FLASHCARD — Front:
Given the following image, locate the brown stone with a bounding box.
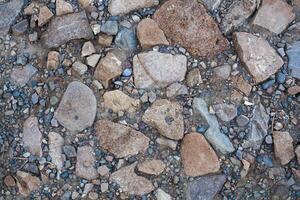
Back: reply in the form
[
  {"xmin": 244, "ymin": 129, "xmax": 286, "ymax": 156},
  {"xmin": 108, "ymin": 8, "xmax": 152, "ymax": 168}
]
[
  {"xmin": 75, "ymin": 146, "xmax": 98, "ymax": 180},
  {"xmin": 153, "ymin": 0, "xmax": 228, "ymax": 58},
  {"xmin": 98, "ymin": 34, "xmax": 113, "ymax": 47},
  {"xmin": 16, "ymin": 171, "xmax": 41, "ymax": 197},
  {"xmin": 4, "ymin": 175, "xmax": 16, "ymax": 187},
  {"xmin": 273, "ymin": 131, "xmax": 295, "ymax": 165},
  {"xmin": 47, "ymin": 51, "xmax": 60, "ymax": 69},
  {"xmin": 23, "ymin": 116, "xmax": 42, "ymax": 157},
  {"xmin": 10, "ymin": 64, "xmax": 37, "ymax": 87},
  {"xmin": 137, "ymin": 159, "xmax": 166, "ymax": 175},
  {"xmin": 38, "ymin": 6, "xmax": 54, "ymax": 27},
  {"xmin": 288, "ymin": 85, "xmax": 300, "ymax": 95},
  {"xmin": 292, "ymin": 168, "xmax": 300, "ymax": 182},
  {"xmin": 186, "ymin": 68, "xmax": 202, "ymax": 87},
  {"xmin": 108, "ymin": 0, "xmax": 159, "ymax": 16},
  {"xmin": 231, "ymin": 75, "xmax": 252, "ymax": 96},
  {"xmin": 79, "ymin": 0, "xmax": 92, "ymax": 8},
  {"xmin": 181, "ymin": 133, "xmax": 220, "ymax": 177},
  {"xmin": 56, "ymin": 0, "xmax": 73, "ymax": 16}
]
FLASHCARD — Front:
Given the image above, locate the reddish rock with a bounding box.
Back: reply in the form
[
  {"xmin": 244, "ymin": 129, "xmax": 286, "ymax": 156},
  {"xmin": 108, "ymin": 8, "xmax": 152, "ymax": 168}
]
[
  {"xmin": 137, "ymin": 159, "xmax": 166, "ymax": 175},
  {"xmin": 23, "ymin": 116, "xmax": 42, "ymax": 157},
  {"xmin": 4, "ymin": 175, "xmax": 16, "ymax": 187},
  {"xmin": 273, "ymin": 131, "xmax": 295, "ymax": 165}
]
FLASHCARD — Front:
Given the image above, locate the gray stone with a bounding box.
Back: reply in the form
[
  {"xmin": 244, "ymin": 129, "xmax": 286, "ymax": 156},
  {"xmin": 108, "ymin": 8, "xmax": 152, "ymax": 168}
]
[
  {"xmin": 101, "ymin": 20, "xmax": 118, "ymax": 35},
  {"xmin": 156, "ymin": 189, "xmax": 172, "ymax": 200},
  {"xmin": 23, "ymin": 116, "xmax": 42, "ymax": 157},
  {"xmin": 213, "ymin": 103, "xmax": 237, "ymax": 122},
  {"xmin": 75, "ymin": 146, "xmax": 98, "ymax": 180},
  {"xmin": 166, "ymin": 83, "xmax": 189, "ymax": 98},
  {"xmin": 12, "ymin": 19, "xmax": 28, "ymax": 36},
  {"xmin": 11, "ymin": 64, "xmax": 37, "ymax": 87},
  {"xmin": 115, "ymin": 28, "xmax": 137, "ymax": 52},
  {"xmin": 287, "ymin": 41, "xmax": 300, "ymax": 79},
  {"xmin": 108, "ymin": 0, "xmax": 159, "ymax": 16}
]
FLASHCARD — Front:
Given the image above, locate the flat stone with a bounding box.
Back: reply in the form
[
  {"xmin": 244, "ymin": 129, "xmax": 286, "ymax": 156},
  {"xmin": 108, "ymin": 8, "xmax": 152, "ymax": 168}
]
[
  {"xmin": 214, "ymin": 64, "xmax": 231, "ymax": 80},
  {"xmin": 12, "ymin": 19, "xmax": 28, "ymax": 36},
  {"xmin": 110, "ymin": 162, "xmax": 154, "ymax": 195},
  {"xmin": 166, "ymin": 82, "xmax": 189, "ymax": 98},
  {"xmin": 233, "ymin": 32, "xmax": 284, "ymax": 83},
  {"xmin": 23, "ymin": 116, "xmax": 42, "ymax": 157},
  {"xmin": 81, "ymin": 41, "xmax": 96, "ymax": 57},
  {"xmin": 287, "ymin": 41, "xmax": 300, "ymax": 79},
  {"xmin": 56, "ymin": 0, "xmax": 73, "ymax": 16},
  {"xmin": 181, "ymin": 133, "xmax": 220, "ymax": 177},
  {"xmin": 273, "ymin": 131, "xmax": 295, "ymax": 165},
  {"xmin": 156, "ymin": 189, "xmax": 172, "ymax": 200},
  {"xmin": 63, "ymin": 145, "xmax": 77, "ymax": 158},
  {"xmin": 86, "ymin": 54, "xmax": 100, "ymax": 68},
  {"xmin": 101, "ymin": 20, "xmax": 118, "ymax": 35},
  {"xmin": 115, "ymin": 28, "xmax": 138, "ymax": 52},
  {"xmin": 11, "ymin": 64, "xmax": 37, "ymax": 87},
  {"xmin": 153, "ymin": 0, "xmax": 228, "ymax": 58},
  {"xmin": 108, "ymin": 0, "xmax": 159, "ymax": 16},
  {"xmin": 186, "ymin": 174, "xmax": 226, "ymax": 200},
  {"xmin": 16, "ymin": 171, "xmax": 41, "ymax": 197},
  {"xmin": 133, "ymin": 51, "xmax": 187, "ymax": 89},
  {"xmin": 75, "ymin": 146, "xmax": 98, "ymax": 180},
  {"xmin": 143, "ymin": 99, "xmax": 184, "ymax": 140},
  {"xmin": 42, "ymin": 11, "xmax": 94, "ymax": 48},
  {"xmin": 54, "ymin": 81, "xmax": 97, "ymax": 132},
  {"xmin": 95, "ymin": 120, "xmax": 150, "ymax": 158},
  {"xmin": 47, "ymin": 51, "xmax": 60, "ymax": 69},
  {"xmin": 252, "ymin": 0, "xmax": 295, "ymax": 34},
  {"xmin": 137, "ymin": 159, "xmax": 166, "ymax": 175},
  {"xmin": 38, "ymin": 6, "xmax": 53, "ymax": 27},
  {"xmin": 137, "ymin": 18, "xmax": 169, "ymax": 49},
  {"xmin": 48, "ymin": 132, "xmax": 64, "ymax": 172},
  {"xmin": 213, "ymin": 103, "xmax": 237, "ymax": 122}
]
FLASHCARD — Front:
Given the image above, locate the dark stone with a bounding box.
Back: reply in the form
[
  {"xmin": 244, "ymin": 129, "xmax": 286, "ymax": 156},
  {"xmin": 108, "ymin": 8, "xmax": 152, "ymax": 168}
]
[
  {"xmin": 115, "ymin": 28, "xmax": 137, "ymax": 52},
  {"xmin": 287, "ymin": 41, "xmax": 300, "ymax": 79},
  {"xmin": 63, "ymin": 145, "xmax": 77, "ymax": 158},
  {"xmin": 12, "ymin": 19, "xmax": 28, "ymax": 36},
  {"xmin": 277, "ymin": 72, "xmax": 286, "ymax": 84}
]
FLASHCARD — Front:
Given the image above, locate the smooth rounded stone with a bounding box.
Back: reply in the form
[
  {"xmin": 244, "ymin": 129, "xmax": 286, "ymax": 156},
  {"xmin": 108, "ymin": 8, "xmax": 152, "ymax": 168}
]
[
  {"xmin": 48, "ymin": 132, "xmax": 64, "ymax": 172},
  {"xmin": 47, "ymin": 51, "xmax": 60, "ymax": 69},
  {"xmin": 63, "ymin": 145, "xmax": 76, "ymax": 158},
  {"xmin": 101, "ymin": 20, "xmax": 118, "ymax": 35},
  {"xmin": 262, "ymin": 79, "xmax": 275, "ymax": 90},
  {"xmin": 54, "ymin": 81, "xmax": 97, "ymax": 132},
  {"xmin": 95, "ymin": 120, "xmax": 150, "ymax": 158},
  {"xmin": 153, "ymin": 0, "xmax": 228, "ymax": 58},
  {"xmin": 38, "ymin": 6, "xmax": 54, "ymax": 27},
  {"xmin": 23, "ymin": 116, "xmax": 42, "ymax": 157},
  {"xmin": 273, "ymin": 131, "xmax": 295, "ymax": 165},
  {"xmin": 287, "ymin": 41, "xmax": 300, "ymax": 79},
  {"xmin": 10, "ymin": 64, "xmax": 37, "ymax": 87},
  {"xmin": 15, "ymin": 171, "xmax": 41, "ymax": 197},
  {"xmin": 236, "ymin": 115, "xmax": 250, "ymax": 127},
  {"xmin": 156, "ymin": 189, "xmax": 172, "ymax": 200},
  {"xmin": 181, "ymin": 133, "xmax": 220, "ymax": 177},
  {"xmin": 213, "ymin": 103, "xmax": 237, "ymax": 122},
  {"xmin": 233, "ymin": 32, "xmax": 284, "ymax": 83},
  {"xmin": 12, "ymin": 19, "xmax": 28, "ymax": 36},
  {"xmin": 86, "ymin": 54, "xmax": 100, "ymax": 68},
  {"xmin": 81, "ymin": 41, "xmax": 96, "ymax": 57},
  {"xmin": 75, "ymin": 146, "xmax": 98, "ymax": 180},
  {"xmin": 108, "ymin": 0, "xmax": 159, "ymax": 16},
  {"xmin": 115, "ymin": 28, "xmax": 137, "ymax": 52},
  {"xmin": 137, "ymin": 159, "xmax": 166, "ymax": 175},
  {"xmin": 56, "ymin": 0, "xmax": 73, "ymax": 16},
  {"xmin": 143, "ymin": 99, "xmax": 184, "ymax": 140},
  {"xmin": 186, "ymin": 68, "xmax": 202, "ymax": 87},
  {"xmin": 213, "ymin": 64, "xmax": 231, "ymax": 80},
  {"xmin": 110, "ymin": 162, "xmax": 154, "ymax": 195},
  {"xmin": 166, "ymin": 82, "xmax": 188, "ymax": 98},
  {"xmin": 133, "ymin": 51, "xmax": 187, "ymax": 89},
  {"xmin": 265, "ymin": 135, "xmax": 273, "ymax": 144}
]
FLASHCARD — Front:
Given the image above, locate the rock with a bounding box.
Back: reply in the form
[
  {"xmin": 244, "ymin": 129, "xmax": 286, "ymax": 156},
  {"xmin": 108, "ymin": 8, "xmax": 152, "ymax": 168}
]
[
  {"xmin": 231, "ymin": 75, "xmax": 252, "ymax": 96},
  {"xmin": 295, "ymin": 145, "xmax": 300, "ymax": 164},
  {"xmin": 48, "ymin": 132, "xmax": 64, "ymax": 172},
  {"xmin": 81, "ymin": 41, "xmax": 96, "ymax": 57},
  {"xmin": 156, "ymin": 189, "xmax": 172, "ymax": 200},
  {"xmin": 54, "ymin": 81, "xmax": 97, "ymax": 132},
  {"xmin": 103, "ymin": 90, "xmax": 140, "ymax": 113},
  {"xmin": 201, "ymin": 0, "xmax": 222, "ymax": 10},
  {"xmin": 0, "ymin": 0, "xmax": 24, "ymax": 36},
  {"xmin": 28, "ymin": 32, "xmax": 38, "ymax": 42},
  {"xmin": 72, "ymin": 61, "xmax": 88, "ymax": 75},
  {"xmin": 153, "ymin": 0, "xmax": 228, "ymax": 58},
  {"xmin": 47, "ymin": 51, "xmax": 60, "ymax": 69},
  {"xmin": 137, "ymin": 159, "xmax": 166, "ymax": 175},
  {"xmin": 110, "ymin": 162, "xmax": 154, "ymax": 195},
  {"xmin": 214, "ymin": 65, "xmax": 231, "ymax": 80},
  {"xmin": 97, "ymin": 165, "xmax": 110, "ymax": 176},
  {"xmin": 115, "ymin": 28, "xmax": 138, "ymax": 52},
  {"xmin": 24, "ymin": 2, "xmax": 40, "ymax": 15},
  {"xmin": 95, "ymin": 120, "xmax": 150, "ymax": 158},
  {"xmin": 12, "ymin": 19, "xmax": 28, "ymax": 36},
  {"xmin": 186, "ymin": 68, "xmax": 202, "ymax": 87},
  {"xmin": 193, "ymin": 98, "xmax": 234, "ymax": 154},
  {"xmin": 186, "ymin": 174, "xmax": 226, "ymax": 200},
  {"xmin": 166, "ymin": 83, "xmax": 189, "ymax": 98},
  {"xmin": 252, "ymin": 0, "xmax": 295, "ymax": 34},
  {"xmin": 98, "ymin": 34, "xmax": 113, "ymax": 47},
  {"xmin": 233, "ymin": 32, "xmax": 284, "ymax": 83},
  {"xmin": 287, "ymin": 41, "xmax": 300, "ymax": 79},
  {"xmin": 63, "ymin": 145, "xmax": 77, "ymax": 158},
  {"xmin": 11, "ymin": 64, "xmax": 37, "ymax": 87},
  {"xmin": 181, "ymin": 133, "xmax": 220, "ymax": 177},
  {"xmin": 143, "ymin": 99, "xmax": 184, "ymax": 140},
  {"xmin": 101, "ymin": 20, "xmax": 118, "ymax": 35},
  {"xmin": 23, "ymin": 116, "xmax": 42, "ymax": 157},
  {"xmin": 38, "ymin": 6, "xmax": 54, "ymax": 27},
  {"xmin": 156, "ymin": 137, "xmax": 178, "ymax": 150},
  {"xmin": 86, "ymin": 54, "xmax": 100, "ymax": 68},
  {"xmin": 236, "ymin": 115, "xmax": 250, "ymax": 127},
  {"xmin": 56, "ymin": 0, "xmax": 73, "ymax": 16},
  {"xmin": 16, "ymin": 171, "xmax": 41, "ymax": 197},
  {"xmin": 213, "ymin": 103, "xmax": 237, "ymax": 122},
  {"xmin": 42, "ymin": 11, "xmax": 94, "ymax": 48},
  {"xmin": 108, "ymin": 0, "xmax": 159, "ymax": 16},
  {"xmin": 133, "ymin": 51, "xmax": 187, "ymax": 89},
  {"xmin": 75, "ymin": 146, "xmax": 98, "ymax": 180},
  {"xmin": 137, "ymin": 18, "xmax": 169, "ymax": 49},
  {"xmin": 273, "ymin": 131, "xmax": 294, "ymax": 165},
  {"xmin": 79, "ymin": 0, "xmax": 91, "ymax": 8},
  {"xmin": 288, "ymin": 86, "xmax": 300, "ymax": 95},
  {"xmin": 4, "ymin": 175, "xmax": 16, "ymax": 187}
]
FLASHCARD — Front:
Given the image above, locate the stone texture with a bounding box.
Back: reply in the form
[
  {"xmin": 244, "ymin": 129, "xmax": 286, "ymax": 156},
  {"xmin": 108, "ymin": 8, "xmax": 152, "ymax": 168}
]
[
  {"xmin": 133, "ymin": 51, "xmax": 187, "ymax": 89},
  {"xmin": 252, "ymin": 0, "xmax": 295, "ymax": 34},
  {"xmin": 287, "ymin": 41, "xmax": 300, "ymax": 79},
  {"xmin": 12, "ymin": 19, "xmax": 28, "ymax": 36},
  {"xmin": 186, "ymin": 68, "xmax": 202, "ymax": 87},
  {"xmin": 288, "ymin": 86, "xmax": 300, "ymax": 95},
  {"xmin": 38, "ymin": 6, "xmax": 54, "ymax": 27},
  {"xmin": 95, "ymin": 120, "xmax": 149, "ymax": 158},
  {"xmin": 56, "ymin": 0, "xmax": 73, "ymax": 16},
  {"xmin": 201, "ymin": 0, "xmax": 222, "ymax": 10},
  {"xmin": 11, "ymin": 64, "xmax": 37, "ymax": 87},
  {"xmin": 137, "ymin": 18, "xmax": 169, "ymax": 49},
  {"xmin": 42, "ymin": 11, "xmax": 94, "ymax": 48},
  {"xmin": 86, "ymin": 54, "xmax": 100, "ymax": 68},
  {"xmin": 137, "ymin": 159, "xmax": 166, "ymax": 175},
  {"xmin": 75, "ymin": 146, "xmax": 98, "ymax": 180},
  {"xmin": 153, "ymin": 0, "xmax": 228, "ymax": 58},
  {"xmin": 23, "ymin": 116, "xmax": 42, "ymax": 157},
  {"xmin": 115, "ymin": 28, "xmax": 138, "ymax": 52},
  {"xmin": 81, "ymin": 41, "xmax": 96, "ymax": 57},
  {"xmin": 4, "ymin": 175, "xmax": 16, "ymax": 187},
  {"xmin": 214, "ymin": 65, "xmax": 231, "ymax": 80},
  {"xmin": 110, "ymin": 162, "xmax": 154, "ymax": 195},
  {"xmin": 166, "ymin": 83, "xmax": 189, "ymax": 98},
  {"xmin": 143, "ymin": 99, "xmax": 184, "ymax": 140},
  {"xmin": 16, "ymin": 171, "xmax": 41, "ymax": 197},
  {"xmin": 233, "ymin": 32, "xmax": 284, "ymax": 83},
  {"xmin": 108, "ymin": 0, "xmax": 159, "ymax": 16},
  {"xmin": 273, "ymin": 131, "xmax": 295, "ymax": 165},
  {"xmin": 213, "ymin": 103, "xmax": 237, "ymax": 122},
  {"xmin": 54, "ymin": 81, "xmax": 97, "ymax": 132},
  {"xmin": 98, "ymin": 34, "xmax": 113, "ymax": 47},
  {"xmin": 48, "ymin": 132, "xmax": 64, "ymax": 172},
  {"xmin": 231, "ymin": 75, "xmax": 252, "ymax": 96},
  {"xmin": 295, "ymin": 145, "xmax": 300, "ymax": 164},
  {"xmin": 181, "ymin": 133, "xmax": 220, "ymax": 177},
  {"xmin": 100, "ymin": 20, "xmax": 118, "ymax": 35},
  {"xmin": 47, "ymin": 51, "xmax": 60, "ymax": 69}
]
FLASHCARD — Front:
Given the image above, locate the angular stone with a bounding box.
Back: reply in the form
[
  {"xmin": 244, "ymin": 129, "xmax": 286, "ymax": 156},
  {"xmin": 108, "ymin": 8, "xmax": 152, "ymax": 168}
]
[
  {"xmin": 137, "ymin": 18, "xmax": 169, "ymax": 49},
  {"xmin": 156, "ymin": 137, "xmax": 178, "ymax": 150},
  {"xmin": 287, "ymin": 41, "xmax": 300, "ymax": 79},
  {"xmin": 42, "ymin": 11, "xmax": 94, "ymax": 48},
  {"xmin": 153, "ymin": 0, "xmax": 228, "ymax": 58},
  {"xmin": 11, "ymin": 64, "xmax": 37, "ymax": 87},
  {"xmin": 79, "ymin": 0, "xmax": 92, "ymax": 8},
  {"xmin": 47, "ymin": 51, "xmax": 60, "ymax": 69},
  {"xmin": 233, "ymin": 32, "xmax": 284, "ymax": 83},
  {"xmin": 81, "ymin": 41, "xmax": 96, "ymax": 57},
  {"xmin": 48, "ymin": 132, "xmax": 64, "ymax": 172},
  {"xmin": 166, "ymin": 82, "xmax": 189, "ymax": 98},
  {"xmin": 86, "ymin": 54, "xmax": 100, "ymax": 68},
  {"xmin": 97, "ymin": 165, "xmax": 110, "ymax": 176},
  {"xmin": 54, "ymin": 81, "xmax": 97, "ymax": 132},
  {"xmin": 133, "ymin": 51, "xmax": 187, "ymax": 89},
  {"xmin": 253, "ymin": 0, "xmax": 295, "ymax": 34},
  {"xmin": 98, "ymin": 34, "xmax": 113, "ymax": 47},
  {"xmin": 214, "ymin": 64, "xmax": 231, "ymax": 80},
  {"xmin": 201, "ymin": 0, "xmax": 222, "ymax": 10},
  {"xmin": 110, "ymin": 163, "xmax": 154, "ymax": 195},
  {"xmin": 95, "ymin": 120, "xmax": 149, "ymax": 158},
  {"xmin": 181, "ymin": 133, "xmax": 220, "ymax": 177},
  {"xmin": 56, "ymin": 0, "xmax": 73, "ymax": 16},
  {"xmin": 75, "ymin": 146, "xmax": 98, "ymax": 180},
  {"xmin": 12, "ymin": 19, "xmax": 28, "ymax": 36},
  {"xmin": 38, "ymin": 6, "xmax": 54, "ymax": 27},
  {"xmin": 288, "ymin": 86, "xmax": 300, "ymax": 95},
  {"xmin": 108, "ymin": 0, "xmax": 159, "ymax": 16},
  {"xmin": 100, "ymin": 20, "xmax": 118, "ymax": 35},
  {"xmin": 231, "ymin": 75, "xmax": 252, "ymax": 96},
  {"xmin": 72, "ymin": 61, "xmax": 88, "ymax": 75},
  {"xmin": 273, "ymin": 131, "xmax": 294, "ymax": 165},
  {"xmin": 186, "ymin": 68, "xmax": 202, "ymax": 87},
  {"xmin": 213, "ymin": 103, "xmax": 237, "ymax": 122},
  {"xmin": 137, "ymin": 159, "xmax": 166, "ymax": 175},
  {"xmin": 115, "ymin": 28, "xmax": 138, "ymax": 52},
  {"xmin": 23, "ymin": 116, "xmax": 42, "ymax": 157},
  {"xmin": 16, "ymin": 171, "xmax": 41, "ymax": 197},
  {"xmin": 143, "ymin": 99, "xmax": 184, "ymax": 140},
  {"xmin": 156, "ymin": 189, "xmax": 172, "ymax": 200}
]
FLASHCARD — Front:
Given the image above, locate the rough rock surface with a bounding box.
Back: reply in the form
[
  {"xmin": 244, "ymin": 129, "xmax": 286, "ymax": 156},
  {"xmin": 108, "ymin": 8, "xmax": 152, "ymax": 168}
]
[
  {"xmin": 75, "ymin": 146, "xmax": 98, "ymax": 180},
  {"xmin": 38, "ymin": 6, "xmax": 53, "ymax": 27},
  {"xmin": 287, "ymin": 41, "xmax": 300, "ymax": 79},
  {"xmin": 48, "ymin": 132, "xmax": 64, "ymax": 172},
  {"xmin": 108, "ymin": 0, "xmax": 159, "ymax": 16},
  {"xmin": 10, "ymin": 64, "xmax": 37, "ymax": 87},
  {"xmin": 23, "ymin": 116, "xmax": 42, "ymax": 157},
  {"xmin": 137, "ymin": 159, "xmax": 166, "ymax": 175},
  {"xmin": 16, "ymin": 171, "xmax": 41, "ymax": 197},
  {"xmin": 201, "ymin": 0, "xmax": 222, "ymax": 10},
  {"xmin": 56, "ymin": 0, "xmax": 73, "ymax": 16},
  {"xmin": 273, "ymin": 131, "xmax": 295, "ymax": 165},
  {"xmin": 213, "ymin": 103, "xmax": 237, "ymax": 122}
]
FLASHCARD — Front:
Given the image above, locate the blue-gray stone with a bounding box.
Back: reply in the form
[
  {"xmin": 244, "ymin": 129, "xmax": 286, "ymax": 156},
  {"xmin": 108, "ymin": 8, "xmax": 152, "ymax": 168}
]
[
  {"xmin": 101, "ymin": 20, "xmax": 118, "ymax": 35},
  {"xmin": 122, "ymin": 68, "xmax": 132, "ymax": 77},
  {"xmin": 115, "ymin": 28, "xmax": 137, "ymax": 52},
  {"xmin": 287, "ymin": 41, "xmax": 300, "ymax": 79},
  {"xmin": 256, "ymin": 154, "xmax": 273, "ymax": 167},
  {"xmin": 277, "ymin": 72, "xmax": 286, "ymax": 84},
  {"xmin": 262, "ymin": 79, "xmax": 275, "ymax": 90},
  {"xmin": 31, "ymin": 93, "xmax": 39, "ymax": 104}
]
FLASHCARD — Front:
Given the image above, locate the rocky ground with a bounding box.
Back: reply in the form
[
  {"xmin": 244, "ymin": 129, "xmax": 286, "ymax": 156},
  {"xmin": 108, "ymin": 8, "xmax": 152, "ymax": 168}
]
[{"xmin": 0, "ymin": 0, "xmax": 300, "ymax": 199}]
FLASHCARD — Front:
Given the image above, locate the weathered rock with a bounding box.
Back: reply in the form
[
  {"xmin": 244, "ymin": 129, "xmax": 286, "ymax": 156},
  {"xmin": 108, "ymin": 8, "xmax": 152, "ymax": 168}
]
[
  {"xmin": 137, "ymin": 18, "xmax": 169, "ymax": 49},
  {"xmin": 110, "ymin": 163, "xmax": 154, "ymax": 195},
  {"xmin": 101, "ymin": 20, "xmax": 118, "ymax": 35},
  {"xmin": 156, "ymin": 189, "xmax": 172, "ymax": 200},
  {"xmin": 153, "ymin": 0, "xmax": 228, "ymax": 58},
  {"xmin": 54, "ymin": 81, "xmax": 97, "ymax": 132},
  {"xmin": 213, "ymin": 103, "xmax": 237, "ymax": 122},
  {"xmin": 12, "ymin": 19, "xmax": 28, "ymax": 36},
  {"xmin": 4, "ymin": 175, "xmax": 16, "ymax": 187},
  {"xmin": 133, "ymin": 51, "xmax": 187, "ymax": 89},
  {"xmin": 181, "ymin": 133, "xmax": 220, "ymax": 177},
  {"xmin": 42, "ymin": 11, "xmax": 94, "ymax": 48},
  {"xmin": 252, "ymin": 0, "xmax": 295, "ymax": 34},
  {"xmin": 156, "ymin": 137, "xmax": 178, "ymax": 150},
  {"xmin": 16, "ymin": 171, "xmax": 41, "ymax": 197},
  {"xmin": 201, "ymin": 0, "xmax": 222, "ymax": 10},
  {"xmin": 11, "ymin": 64, "xmax": 37, "ymax": 87},
  {"xmin": 72, "ymin": 61, "xmax": 88, "ymax": 75},
  {"xmin": 288, "ymin": 85, "xmax": 300, "ymax": 95},
  {"xmin": 63, "ymin": 145, "xmax": 77, "ymax": 158},
  {"xmin": 79, "ymin": 0, "xmax": 91, "ymax": 8},
  {"xmin": 56, "ymin": 0, "xmax": 73, "ymax": 16},
  {"xmin": 233, "ymin": 32, "xmax": 284, "ymax": 83},
  {"xmin": 287, "ymin": 41, "xmax": 300, "ymax": 79},
  {"xmin": 214, "ymin": 65, "xmax": 231, "ymax": 80},
  {"xmin": 137, "ymin": 159, "xmax": 166, "ymax": 175},
  {"xmin": 186, "ymin": 174, "xmax": 226, "ymax": 200},
  {"xmin": 38, "ymin": 6, "xmax": 54, "ymax": 27},
  {"xmin": 23, "ymin": 116, "xmax": 42, "ymax": 157},
  {"xmin": 97, "ymin": 165, "xmax": 110, "ymax": 176},
  {"xmin": 143, "ymin": 99, "xmax": 184, "ymax": 140},
  {"xmin": 48, "ymin": 132, "xmax": 64, "ymax": 172},
  {"xmin": 81, "ymin": 41, "xmax": 96, "ymax": 57},
  {"xmin": 115, "ymin": 28, "xmax": 138, "ymax": 52},
  {"xmin": 231, "ymin": 75, "xmax": 252, "ymax": 96},
  {"xmin": 186, "ymin": 68, "xmax": 202, "ymax": 87},
  {"xmin": 166, "ymin": 82, "xmax": 189, "ymax": 98},
  {"xmin": 86, "ymin": 54, "xmax": 100, "ymax": 68},
  {"xmin": 47, "ymin": 51, "xmax": 60, "ymax": 69},
  {"xmin": 236, "ymin": 115, "xmax": 250, "ymax": 127},
  {"xmin": 95, "ymin": 120, "xmax": 149, "ymax": 158},
  {"xmin": 75, "ymin": 146, "xmax": 98, "ymax": 180},
  {"xmin": 273, "ymin": 131, "xmax": 294, "ymax": 165},
  {"xmin": 108, "ymin": 0, "xmax": 159, "ymax": 16},
  {"xmin": 98, "ymin": 34, "xmax": 113, "ymax": 47}
]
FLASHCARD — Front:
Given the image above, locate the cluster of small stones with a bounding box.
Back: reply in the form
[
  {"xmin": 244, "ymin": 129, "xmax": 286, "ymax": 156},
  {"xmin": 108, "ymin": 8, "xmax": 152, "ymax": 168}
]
[{"xmin": 0, "ymin": 0, "xmax": 300, "ymax": 199}]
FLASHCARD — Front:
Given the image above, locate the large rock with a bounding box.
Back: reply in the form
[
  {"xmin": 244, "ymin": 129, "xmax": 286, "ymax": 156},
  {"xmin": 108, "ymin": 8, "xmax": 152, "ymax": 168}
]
[
  {"xmin": 153, "ymin": 0, "xmax": 228, "ymax": 58},
  {"xmin": 133, "ymin": 51, "xmax": 187, "ymax": 89},
  {"xmin": 54, "ymin": 81, "xmax": 97, "ymax": 132},
  {"xmin": 42, "ymin": 11, "xmax": 93, "ymax": 48},
  {"xmin": 16, "ymin": 171, "xmax": 41, "ymax": 197},
  {"xmin": 287, "ymin": 41, "xmax": 300, "ymax": 79},
  {"xmin": 48, "ymin": 132, "xmax": 64, "ymax": 172},
  {"xmin": 233, "ymin": 32, "xmax": 284, "ymax": 83},
  {"xmin": 181, "ymin": 133, "xmax": 220, "ymax": 177},
  {"xmin": 75, "ymin": 146, "xmax": 98, "ymax": 180},
  {"xmin": 95, "ymin": 120, "xmax": 149, "ymax": 158},
  {"xmin": 23, "ymin": 116, "xmax": 42, "ymax": 157},
  {"xmin": 108, "ymin": 0, "xmax": 159, "ymax": 16},
  {"xmin": 10, "ymin": 64, "xmax": 37, "ymax": 87},
  {"xmin": 142, "ymin": 99, "xmax": 184, "ymax": 140},
  {"xmin": 273, "ymin": 131, "xmax": 295, "ymax": 165}
]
